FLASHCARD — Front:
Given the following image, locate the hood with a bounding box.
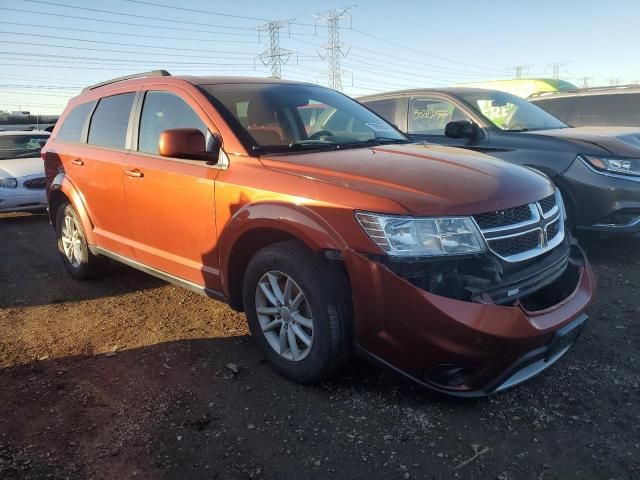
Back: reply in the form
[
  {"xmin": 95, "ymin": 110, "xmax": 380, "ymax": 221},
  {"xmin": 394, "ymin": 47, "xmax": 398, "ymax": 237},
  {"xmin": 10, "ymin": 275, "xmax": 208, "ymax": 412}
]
[
  {"xmin": 260, "ymin": 143, "xmax": 553, "ymax": 216},
  {"xmin": 0, "ymin": 157, "xmax": 45, "ymax": 179},
  {"xmin": 527, "ymin": 126, "xmax": 640, "ymax": 157}
]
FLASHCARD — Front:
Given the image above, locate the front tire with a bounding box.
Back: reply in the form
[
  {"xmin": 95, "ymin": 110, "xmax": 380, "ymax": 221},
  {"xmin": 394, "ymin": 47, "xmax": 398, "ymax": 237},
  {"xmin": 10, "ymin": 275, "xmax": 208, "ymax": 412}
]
[
  {"xmin": 55, "ymin": 202, "xmax": 107, "ymax": 280},
  {"xmin": 243, "ymin": 241, "xmax": 352, "ymax": 383}
]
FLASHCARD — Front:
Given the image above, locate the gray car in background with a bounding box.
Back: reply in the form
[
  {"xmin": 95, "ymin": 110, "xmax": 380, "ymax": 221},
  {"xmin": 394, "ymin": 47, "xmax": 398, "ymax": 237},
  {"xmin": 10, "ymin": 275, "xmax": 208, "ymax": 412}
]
[
  {"xmin": 360, "ymin": 88, "xmax": 640, "ymax": 235},
  {"xmin": 529, "ymin": 85, "xmax": 640, "ymax": 128}
]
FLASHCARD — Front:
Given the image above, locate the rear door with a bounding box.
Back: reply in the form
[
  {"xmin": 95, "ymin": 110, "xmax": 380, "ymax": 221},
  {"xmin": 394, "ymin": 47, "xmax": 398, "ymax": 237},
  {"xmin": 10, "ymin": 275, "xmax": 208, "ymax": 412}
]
[
  {"xmin": 56, "ymin": 92, "xmax": 136, "ymax": 257},
  {"xmin": 123, "ymin": 88, "xmax": 223, "ymax": 290}
]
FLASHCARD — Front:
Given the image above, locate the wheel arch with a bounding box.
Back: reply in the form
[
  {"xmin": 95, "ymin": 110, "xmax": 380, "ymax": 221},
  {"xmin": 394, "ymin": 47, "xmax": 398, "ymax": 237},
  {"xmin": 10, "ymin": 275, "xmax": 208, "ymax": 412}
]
[
  {"xmin": 48, "ymin": 174, "xmax": 96, "ymax": 245},
  {"xmin": 219, "ymin": 202, "xmax": 348, "ymax": 311}
]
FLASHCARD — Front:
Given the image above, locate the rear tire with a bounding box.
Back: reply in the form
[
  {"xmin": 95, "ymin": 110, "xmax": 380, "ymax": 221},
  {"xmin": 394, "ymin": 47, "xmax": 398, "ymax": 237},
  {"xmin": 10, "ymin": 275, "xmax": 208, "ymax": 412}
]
[
  {"xmin": 243, "ymin": 241, "xmax": 352, "ymax": 383},
  {"xmin": 55, "ymin": 201, "xmax": 107, "ymax": 280}
]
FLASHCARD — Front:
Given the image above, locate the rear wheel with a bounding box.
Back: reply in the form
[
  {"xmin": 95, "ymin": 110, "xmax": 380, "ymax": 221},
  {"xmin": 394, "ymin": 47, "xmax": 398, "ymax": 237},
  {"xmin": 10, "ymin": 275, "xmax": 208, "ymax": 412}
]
[
  {"xmin": 55, "ymin": 202, "xmax": 107, "ymax": 279},
  {"xmin": 243, "ymin": 241, "xmax": 352, "ymax": 383}
]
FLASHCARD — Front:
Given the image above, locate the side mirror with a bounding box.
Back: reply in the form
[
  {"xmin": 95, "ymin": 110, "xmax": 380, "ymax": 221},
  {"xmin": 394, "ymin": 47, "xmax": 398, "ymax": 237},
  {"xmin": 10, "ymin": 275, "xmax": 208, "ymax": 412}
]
[
  {"xmin": 158, "ymin": 128, "xmax": 220, "ymax": 162},
  {"xmin": 444, "ymin": 120, "xmax": 479, "ymax": 140}
]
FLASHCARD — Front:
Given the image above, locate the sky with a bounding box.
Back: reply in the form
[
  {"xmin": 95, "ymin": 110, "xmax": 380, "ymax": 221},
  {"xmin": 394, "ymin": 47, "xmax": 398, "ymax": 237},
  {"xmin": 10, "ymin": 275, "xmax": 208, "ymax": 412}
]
[{"xmin": 0, "ymin": 0, "xmax": 639, "ymax": 115}]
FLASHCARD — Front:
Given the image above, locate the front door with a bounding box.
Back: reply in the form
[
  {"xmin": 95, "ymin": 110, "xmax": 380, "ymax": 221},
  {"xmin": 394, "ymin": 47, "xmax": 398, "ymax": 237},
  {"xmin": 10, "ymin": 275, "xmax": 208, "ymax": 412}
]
[
  {"xmin": 123, "ymin": 89, "xmax": 222, "ymax": 291},
  {"xmin": 407, "ymin": 96, "xmax": 483, "ymax": 148}
]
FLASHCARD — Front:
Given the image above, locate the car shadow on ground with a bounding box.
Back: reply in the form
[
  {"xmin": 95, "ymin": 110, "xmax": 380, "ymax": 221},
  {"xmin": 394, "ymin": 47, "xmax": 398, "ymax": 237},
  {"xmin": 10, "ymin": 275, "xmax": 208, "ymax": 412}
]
[{"xmin": 0, "ymin": 213, "xmax": 164, "ymax": 309}]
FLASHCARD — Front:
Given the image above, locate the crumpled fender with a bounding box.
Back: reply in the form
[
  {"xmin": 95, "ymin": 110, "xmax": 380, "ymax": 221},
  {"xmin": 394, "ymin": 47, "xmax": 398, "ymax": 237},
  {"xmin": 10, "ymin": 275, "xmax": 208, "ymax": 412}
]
[{"xmin": 48, "ymin": 173, "xmax": 96, "ymax": 245}]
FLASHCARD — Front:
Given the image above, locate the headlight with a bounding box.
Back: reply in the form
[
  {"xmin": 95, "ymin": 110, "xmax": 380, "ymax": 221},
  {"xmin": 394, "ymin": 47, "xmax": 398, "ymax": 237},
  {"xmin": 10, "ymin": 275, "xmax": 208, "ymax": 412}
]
[
  {"xmin": 355, "ymin": 212, "xmax": 486, "ymax": 257},
  {"xmin": 0, "ymin": 177, "xmax": 18, "ymax": 188},
  {"xmin": 582, "ymin": 155, "xmax": 640, "ymax": 177}
]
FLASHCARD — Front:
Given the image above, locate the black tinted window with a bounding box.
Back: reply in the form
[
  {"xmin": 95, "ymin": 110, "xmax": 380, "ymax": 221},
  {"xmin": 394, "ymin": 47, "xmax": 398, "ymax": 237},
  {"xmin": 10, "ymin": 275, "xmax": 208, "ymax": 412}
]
[
  {"xmin": 88, "ymin": 93, "xmax": 135, "ymax": 149},
  {"xmin": 57, "ymin": 101, "xmax": 95, "ymax": 143},
  {"xmin": 365, "ymin": 99, "xmax": 397, "ymax": 123},
  {"xmin": 531, "ymin": 97, "xmax": 576, "ymax": 123},
  {"xmin": 572, "ymin": 94, "xmax": 640, "ymax": 127},
  {"xmin": 138, "ymin": 91, "xmax": 207, "ymax": 154}
]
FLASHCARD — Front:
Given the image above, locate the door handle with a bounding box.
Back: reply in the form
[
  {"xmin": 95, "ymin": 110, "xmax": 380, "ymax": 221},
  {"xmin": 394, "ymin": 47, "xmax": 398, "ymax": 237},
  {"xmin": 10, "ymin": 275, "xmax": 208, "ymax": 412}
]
[
  {"xmin": 124, "ymin": 168, "xmax": 144, "ymax": 178},
  {"xmin": 71, "ymin": 158, "xmax": 84, "ymax": 166}
]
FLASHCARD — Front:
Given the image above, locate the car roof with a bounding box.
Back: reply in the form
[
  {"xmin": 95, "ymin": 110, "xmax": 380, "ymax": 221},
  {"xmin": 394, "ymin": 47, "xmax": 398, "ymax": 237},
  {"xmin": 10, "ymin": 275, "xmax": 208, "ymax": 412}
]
[
  {"xmin": 529, "ymin": 84, "xmax": 640, "ymax": 100},
  {"xmin": 358, "ymin": 87, "xmax": 503, "ymax": 101},
  {"xmin": 0, "ymin": 130, "xmax": 50, "ymax": 136}
]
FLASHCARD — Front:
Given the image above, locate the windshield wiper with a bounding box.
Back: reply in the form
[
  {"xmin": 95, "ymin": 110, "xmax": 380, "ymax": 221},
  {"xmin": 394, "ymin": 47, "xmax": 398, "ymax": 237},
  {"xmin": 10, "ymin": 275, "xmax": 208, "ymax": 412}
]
[{"xmin": 502, "ymin": 128, "xmax": 529, "ymax": 132}]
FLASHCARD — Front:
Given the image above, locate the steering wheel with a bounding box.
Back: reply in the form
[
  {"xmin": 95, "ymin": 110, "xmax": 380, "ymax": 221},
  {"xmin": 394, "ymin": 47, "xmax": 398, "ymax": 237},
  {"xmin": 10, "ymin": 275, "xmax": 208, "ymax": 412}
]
[{"xmin": 308, "ymin": 130, "xmax": 334, "ymax": 140}]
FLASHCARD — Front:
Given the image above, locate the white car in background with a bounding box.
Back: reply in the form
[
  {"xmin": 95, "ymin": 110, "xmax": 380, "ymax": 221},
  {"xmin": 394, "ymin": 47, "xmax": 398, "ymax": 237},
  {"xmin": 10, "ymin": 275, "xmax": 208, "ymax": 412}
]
[{"xmin": 0, "ymin": 130, "xmax": 50, "ymax": 213}]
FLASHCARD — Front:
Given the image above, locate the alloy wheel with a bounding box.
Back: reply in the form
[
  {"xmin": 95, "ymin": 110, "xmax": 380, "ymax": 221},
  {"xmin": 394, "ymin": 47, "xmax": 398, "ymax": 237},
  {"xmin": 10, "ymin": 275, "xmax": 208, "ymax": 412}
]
[
  {"xmin": 60, "ymin": 212, "xmax": 83, "ymax": 268},
  {"xmin": 255, "ymin": 270, "xmax": 314, "ymax": 361}
]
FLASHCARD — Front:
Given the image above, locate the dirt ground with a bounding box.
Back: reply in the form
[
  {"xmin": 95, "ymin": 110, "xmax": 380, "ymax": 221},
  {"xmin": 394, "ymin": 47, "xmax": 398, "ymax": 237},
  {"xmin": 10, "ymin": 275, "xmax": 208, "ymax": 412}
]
[{"xmin": 0, "ymin": 212, "xmax": 638, "ymax": 480}]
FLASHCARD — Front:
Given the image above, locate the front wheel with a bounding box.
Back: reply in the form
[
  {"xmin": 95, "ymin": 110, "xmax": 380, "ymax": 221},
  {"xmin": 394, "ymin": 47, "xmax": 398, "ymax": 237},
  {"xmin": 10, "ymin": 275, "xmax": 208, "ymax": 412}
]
[
  {"xmin": 243, "ymin": 241, "xmax": 352, "ymax": 383},
  {"xmin": 55, "ymin": 201, "xmax": 107, "ymax": 280}
]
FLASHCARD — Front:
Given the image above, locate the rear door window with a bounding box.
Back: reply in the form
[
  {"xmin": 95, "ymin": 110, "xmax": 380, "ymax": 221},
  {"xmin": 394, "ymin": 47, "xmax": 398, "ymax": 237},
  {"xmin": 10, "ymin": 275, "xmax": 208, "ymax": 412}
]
[
  {"xmin": 571, "ymin": 94, "xmax": 640, "ymax": 127},
  {"xmin": 138, "ymin": 91, "xmax": 207, "ymax": 154},
  {"xmin": 56, "ymin": 101, "xmax": 96, "ymax": 143},
  {"xmin": 88, "ymin": 93, "xmax": 135, "ymax": 149},
  {"xmin": 408, "ymin": 97, "xmax": 470, "ymax": 135}
]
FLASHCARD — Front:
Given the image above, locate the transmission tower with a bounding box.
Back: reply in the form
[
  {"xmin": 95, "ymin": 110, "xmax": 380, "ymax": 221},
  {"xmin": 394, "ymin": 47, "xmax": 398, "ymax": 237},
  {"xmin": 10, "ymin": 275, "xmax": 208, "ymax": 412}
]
[
  {"xmin": 548, "ymin": 62, "xmax": 568, "ymax": 80},
  {"xmin": 512, "ymin": 65, "xmax": 530, "ymax": 80},
  {"xmin": 578, "ymin": 76, "xmax": 593, "ymax": 89},
  {"xmin": 256, "ymin": 19, "xmax": 294, "ymax": 78},
  {"xmin": 608, "ymin": 77, "xmax": 622, "ymax": 86},
  {"xmin": 314, "ymin": 7, "xmax": 353, "ymax": 91}
]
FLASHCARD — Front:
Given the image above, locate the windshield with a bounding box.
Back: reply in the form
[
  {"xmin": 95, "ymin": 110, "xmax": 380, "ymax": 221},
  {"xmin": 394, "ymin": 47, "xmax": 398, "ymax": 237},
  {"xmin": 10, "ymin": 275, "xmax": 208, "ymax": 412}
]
[
  {"xmin": 0, "ymin": 134, "xmax": 49, "ymax": 160},
  {"xmin": 201, "ymin": 83, "xmax": 409, "ymax": 154},
  {"xmin": 457, "ymin": 90, "xmax": 568, "ymax": 131}
]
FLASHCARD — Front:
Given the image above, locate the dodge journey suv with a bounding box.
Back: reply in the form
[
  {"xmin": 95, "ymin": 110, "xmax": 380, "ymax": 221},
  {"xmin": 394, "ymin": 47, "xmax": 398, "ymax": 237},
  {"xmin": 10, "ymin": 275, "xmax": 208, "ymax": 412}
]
[{"xmin": 43, "ymin": 71, "xmax": 595, "ymax": 397}]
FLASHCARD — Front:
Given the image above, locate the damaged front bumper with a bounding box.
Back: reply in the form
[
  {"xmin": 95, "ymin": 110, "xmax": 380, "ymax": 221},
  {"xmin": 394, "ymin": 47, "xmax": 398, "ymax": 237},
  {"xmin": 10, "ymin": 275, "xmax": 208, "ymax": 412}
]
[{"xmin": 344, "ymin": 242, "xmax": 596, "ymax": 397}]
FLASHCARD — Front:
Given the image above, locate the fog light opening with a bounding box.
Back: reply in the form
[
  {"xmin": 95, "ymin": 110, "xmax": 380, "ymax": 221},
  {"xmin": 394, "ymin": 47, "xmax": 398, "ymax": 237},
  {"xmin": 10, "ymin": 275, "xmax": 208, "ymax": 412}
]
[{"xmin": 423, "ymin": 364, "xmax": 473, "ymax": 388}]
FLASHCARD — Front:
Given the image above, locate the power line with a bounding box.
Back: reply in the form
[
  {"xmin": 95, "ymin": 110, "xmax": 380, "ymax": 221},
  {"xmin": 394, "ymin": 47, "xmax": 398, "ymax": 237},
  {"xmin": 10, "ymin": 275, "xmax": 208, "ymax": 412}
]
[
  {"xmin": 0, "ymin": 40, "xmax": 258, "ymax": 59},
  {"xmin": 121, "ymin": 0, "xmax": 269, "ymax": 22},
  {"xmin": 314, "ymin": 7, "xmax": 353, "ymax": 92},
  {"xmin": 350, "ymin": 28, "xmax": 508, "ymax": 74},
  {"xmin": 0, "ymin": 30, "xmax": 259, "ymax": 56},
  {"xmin": 22, "ymin": 0, "xmax": 259, "ymax": 32},
  {"xmin": 0, "ymin": 21, "xmax": 259, "ymax": 44},
  {"xmin": 0, "ymin": 8, "xmax": 256, "ymax": 37}
]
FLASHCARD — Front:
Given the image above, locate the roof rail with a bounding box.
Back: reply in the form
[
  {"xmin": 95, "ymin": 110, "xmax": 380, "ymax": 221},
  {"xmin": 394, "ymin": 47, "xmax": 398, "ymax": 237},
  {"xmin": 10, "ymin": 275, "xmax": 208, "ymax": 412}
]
[{"xmin": 82, "ymin": 70, "xmax": 171, "ymax": 93}]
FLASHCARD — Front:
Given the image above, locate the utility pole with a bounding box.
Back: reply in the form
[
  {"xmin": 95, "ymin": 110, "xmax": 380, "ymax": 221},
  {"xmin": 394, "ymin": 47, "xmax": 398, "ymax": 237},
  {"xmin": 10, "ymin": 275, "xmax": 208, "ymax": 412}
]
[
  {"xmin": 256, "ymin": 19, "xmax": 294, "ymax": 78},
  {"xmin": 314, "ymin": 7, "xmax": 353, "ymax": 91},
  {"xmin": 547, "ymin": 62, "xmax": 568, "ymax": 80}
]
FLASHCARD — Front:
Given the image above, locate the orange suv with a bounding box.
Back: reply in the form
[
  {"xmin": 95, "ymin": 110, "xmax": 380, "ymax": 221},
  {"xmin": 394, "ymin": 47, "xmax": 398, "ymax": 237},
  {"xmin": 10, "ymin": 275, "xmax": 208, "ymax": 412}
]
[{"xmin": 43, "ymin": 71, "xmax": 595, "ymax": 397}]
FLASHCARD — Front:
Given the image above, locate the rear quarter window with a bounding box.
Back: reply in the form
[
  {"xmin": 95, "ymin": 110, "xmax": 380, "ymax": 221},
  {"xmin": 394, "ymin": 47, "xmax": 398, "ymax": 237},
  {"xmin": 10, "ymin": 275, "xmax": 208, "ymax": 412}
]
[
  {"xmin": 88, "ymin": 93, "xmax": 135, "ymax": 149},
  {"xmin": 56, "ymin": 101, "xmax": 96, "ymax": 143},
  {"xmin": 571, "ymin": 93, "xmax": 640, "ymax": 127},
  {"xmin": 530, "ymin": 97, "xmax": 576, "ymax": 123}
]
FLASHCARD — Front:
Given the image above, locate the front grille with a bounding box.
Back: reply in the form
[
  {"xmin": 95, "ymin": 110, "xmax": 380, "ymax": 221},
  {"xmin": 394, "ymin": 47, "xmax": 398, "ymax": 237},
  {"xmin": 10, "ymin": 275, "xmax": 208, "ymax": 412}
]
[
  {"xmin": 489, "ymin": 230, "xmax": 541, "ymax": 257},
  {"xmin": 23, "ymin": 177, "xmax": 46, "ymax": 190},
  {"xmin": 475, "ymin": 190, "xmax": 565, "ymax": 262},
  {"xmin": 473, "ymin": 204, "xmax": 532, "ymax": 230},
  {"xmin": 539, "ymin": 194, "xmax": 556, "ymax": 214}
]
